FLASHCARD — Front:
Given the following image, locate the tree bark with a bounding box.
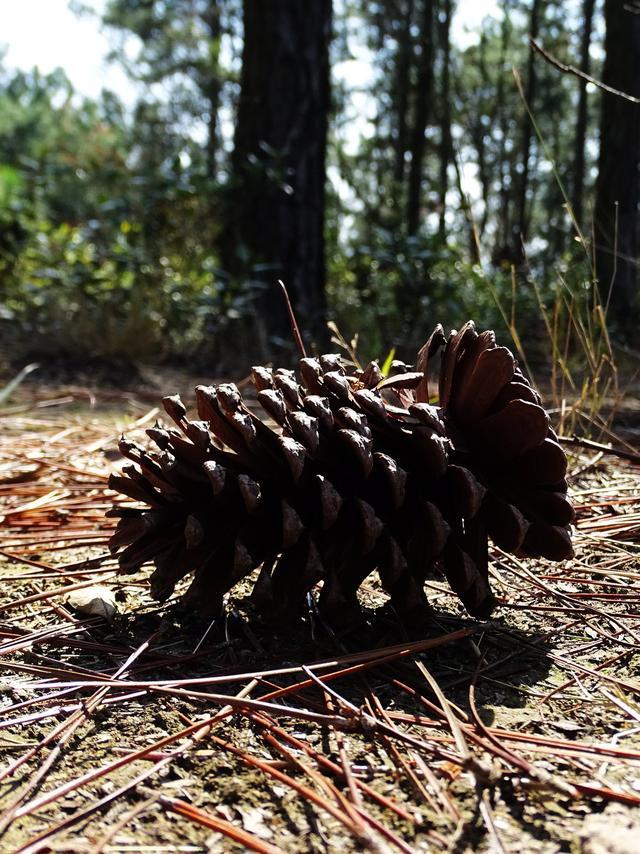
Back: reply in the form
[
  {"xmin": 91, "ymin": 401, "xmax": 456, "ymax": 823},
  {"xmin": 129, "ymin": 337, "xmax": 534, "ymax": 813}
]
[
  {"xmin": 474, "ymin": 29, "xmax": 491, "ymax": 240},
  {"xmin": 221, "ymin": 0, "xmax": 331, "ymax": 355},
  {"xmin": 594, "ymin": 0, "xmax": 640, "ymax": 334},
  {"xmin": 438, "ymin": 0, "xmax": 453, "ymax": 241},
  {"xmin": 407, "ymin": 0, "xmax": 435, "ymax": 236},
  {"xmin": 495, "ymin": 3, "xmax": 512, "ymax": 255},
  {"xmin": 394, "ymin": 0, "xmax": 415, "ymax": 185},
  {"xmin": 514, "ymin": 0, "xmax": 542, "ymax": 259},
  {"xmin": 203, "ymin": 3, "xmax": 222, "ymax": 182},
  {"xmin": 571, "ymin": 0, "xmax": 595, "ymax": 231}
]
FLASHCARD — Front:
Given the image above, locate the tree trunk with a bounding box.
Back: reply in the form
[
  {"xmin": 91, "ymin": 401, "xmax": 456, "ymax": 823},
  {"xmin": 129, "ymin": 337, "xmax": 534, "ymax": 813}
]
[
  {"xmin": 495, "ymin": 3, "xmax": 512, "ymax": 256},
  {"xmin": 203, "ymin": 3, "xmax": 222, "ymax": 182},
  {"xmin": 393, "ymin": 0, "xmax": 415, "ymax": 185},
  {"xmin": 514, "ymin": 0, "xmax": 542, "ymax": 259},
  {"xmin": 438, "ymin": 0, "xmax": 453, "ymax": 241},
  {"xmin": 221, "ymin": 0, "xmax": 332, "ymax": 356},
  {"xmin": 571, "ymin": 0, "xmax": 595, "ymax": 231},
  {"xmin": 594, "ymin": 0, "xmax": 640, "ymax": 334},
  {"xmin": 407, "ymin": 0, "xmax": 435, "ymax": 236},
  {"xmin": 474, "ymin": 29, "xmax": 491, "ymax": 239}
]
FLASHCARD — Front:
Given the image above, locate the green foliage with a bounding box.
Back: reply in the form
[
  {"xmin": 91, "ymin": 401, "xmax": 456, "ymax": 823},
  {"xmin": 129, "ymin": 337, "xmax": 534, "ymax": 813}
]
[
  {"xmin": 0, "ymin": 57, "xmax": 246, "ymax": 363},
  {"xmin": 327, "ymin": 0, "xmax": 604, "ymax": 348},
  {"xmin": 0, "ymin": 2, "xmax": 612, "ymax": 371},
  {"xmin": 4, "ymin": 219, "xmax": 189, "ymax": 359},
  {"xmin": 328, "ymin": 227, "xmax": 535, "ymax": 363}
]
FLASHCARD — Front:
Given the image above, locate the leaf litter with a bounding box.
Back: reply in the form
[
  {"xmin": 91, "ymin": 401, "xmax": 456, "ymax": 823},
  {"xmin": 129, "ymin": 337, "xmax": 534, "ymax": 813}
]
[{"xmin": 0, "ymin": 380, "xmax": 639, "ymax": 852}]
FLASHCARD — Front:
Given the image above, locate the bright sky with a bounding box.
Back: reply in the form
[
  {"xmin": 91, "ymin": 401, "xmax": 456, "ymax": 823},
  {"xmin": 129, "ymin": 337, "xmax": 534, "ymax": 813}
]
[
  {"xmin": 1, "ymin": 0, "xmax": 137, "ymax": 103},
  {"xmin": 1, "ymin": 0, "xmax": 500, "ymax": 104}
]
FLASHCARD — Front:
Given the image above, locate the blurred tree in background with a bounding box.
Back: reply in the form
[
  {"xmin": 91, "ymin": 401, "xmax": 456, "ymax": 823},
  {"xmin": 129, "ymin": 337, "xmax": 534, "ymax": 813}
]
[
  {"xmin": 0, "ymin": 0, "xmax": 637, "ymax": 371},
  {"xmin": 102, "ymin": 0, "xmax": 233, "ymax": 183},
  {"xmin": 221, "ymin": 0, "xmax": 332, "ymax": 358},
  {"xmin": 594, "ymin": 0, "xmax": 640, "ymax": 335}
]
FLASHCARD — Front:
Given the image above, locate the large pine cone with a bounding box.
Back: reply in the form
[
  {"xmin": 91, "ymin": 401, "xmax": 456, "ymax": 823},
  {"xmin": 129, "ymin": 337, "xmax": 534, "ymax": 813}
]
[{"xmin": 107, "ymin": 321, "xmax": 573, "ymax": 627}]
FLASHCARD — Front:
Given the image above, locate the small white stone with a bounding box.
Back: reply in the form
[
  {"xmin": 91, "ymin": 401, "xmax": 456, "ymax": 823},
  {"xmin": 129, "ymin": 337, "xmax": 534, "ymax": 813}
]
[{"xmin": 67, "ymin": 586, "xmax": 118, "ymax": 622}]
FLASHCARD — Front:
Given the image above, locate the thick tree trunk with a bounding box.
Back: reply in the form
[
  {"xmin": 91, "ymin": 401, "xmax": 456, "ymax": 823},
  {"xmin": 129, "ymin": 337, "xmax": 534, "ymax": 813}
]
[
  {"xmin": 222, "ymin": 0, "xmax": 331, "ymax": 355},
  {"xmin": 570, "ymin": 0, "xmax": 595, "ymax": 231},
  {"xmin": 594, "ymin": 0, "xmax": 640, "ymax": 334},
  {"xmin": 407, "ymin": 0, "xmax": 435, "ymax": 236}
]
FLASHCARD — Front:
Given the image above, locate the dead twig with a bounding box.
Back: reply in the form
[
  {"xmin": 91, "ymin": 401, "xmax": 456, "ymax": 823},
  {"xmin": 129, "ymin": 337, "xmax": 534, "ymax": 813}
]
[
  {"xmin": 558, "ymin": 434, "xmax": 640, "ymax": 465},
  {"xmin": 531, "ymin": 38, "xmax": 640, "ymax": 104}
]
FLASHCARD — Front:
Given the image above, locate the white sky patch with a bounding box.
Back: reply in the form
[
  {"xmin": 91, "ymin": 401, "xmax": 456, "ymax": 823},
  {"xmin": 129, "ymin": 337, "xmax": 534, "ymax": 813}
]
[
  {"xmin": 1, "ymin": 0, "xmax": 138, "ymax": 105},
  {"xmin": 452, "ymin": 0, "xmax": 501, "ymax": 48}
]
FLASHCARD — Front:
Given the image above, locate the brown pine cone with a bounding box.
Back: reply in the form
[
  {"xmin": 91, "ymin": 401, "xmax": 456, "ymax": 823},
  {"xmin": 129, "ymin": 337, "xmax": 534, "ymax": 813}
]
[{"xmin": 107, "ymin": 321, "xmax": 573, "ymax": 628}]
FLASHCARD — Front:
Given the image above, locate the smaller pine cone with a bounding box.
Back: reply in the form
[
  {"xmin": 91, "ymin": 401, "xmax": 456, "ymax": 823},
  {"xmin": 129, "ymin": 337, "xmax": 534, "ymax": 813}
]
[{"xmin": 107, "ymin": 321, "xmax": 574, "ymax": 628}]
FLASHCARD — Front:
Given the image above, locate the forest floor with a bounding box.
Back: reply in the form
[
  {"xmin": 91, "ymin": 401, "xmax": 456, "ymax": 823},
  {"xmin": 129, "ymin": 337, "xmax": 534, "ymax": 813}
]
[{"xmin": 1, "ymin": 372, "xmax": 639, "ymax": 853}]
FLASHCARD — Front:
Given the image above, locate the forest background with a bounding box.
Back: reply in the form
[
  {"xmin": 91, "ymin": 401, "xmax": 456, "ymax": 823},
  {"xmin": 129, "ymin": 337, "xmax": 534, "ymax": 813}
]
[{"xmin": 0, "ymin": 0, "xmax": 637, "ymax": 374}]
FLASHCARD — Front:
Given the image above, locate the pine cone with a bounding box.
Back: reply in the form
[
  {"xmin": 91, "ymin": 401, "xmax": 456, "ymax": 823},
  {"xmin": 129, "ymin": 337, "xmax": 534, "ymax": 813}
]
[{"xmin": 107, "ymin": 321, "xmax": 573, "ymax": 627}]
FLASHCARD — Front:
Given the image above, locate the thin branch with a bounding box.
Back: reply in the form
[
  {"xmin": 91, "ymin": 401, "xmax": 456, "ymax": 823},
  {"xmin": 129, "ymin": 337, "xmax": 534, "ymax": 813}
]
[
  {"xmin": 558, "ymin": 435, "xmax": 640, "ymax": 465},
  {"xmin": 531, "ymin": 39, "xmax": 640, "ymax": 104}
]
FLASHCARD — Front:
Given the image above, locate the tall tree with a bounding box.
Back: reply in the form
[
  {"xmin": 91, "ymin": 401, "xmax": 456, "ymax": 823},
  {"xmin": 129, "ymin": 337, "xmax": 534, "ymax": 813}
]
[
  {"xmin": 514, "ymin": 0, "xmax": 543, "ymax": 258},
  {"xmin": 407, "ymin": 0, "xmax": 435, "ymax": 235},
  {"xmin": 496, "ymin": 5, "xmax": 513, "ymax": 254},
  {"xmin": 594, "ymin": 0, "xmax": 640, "ymax": 333},
  {"xmin": 103, "ymin": 0, "xmax": 226, "ymax": 180},
  {"xmin": 393, "ymin": 0, "xmax": 415, "ymax": 185},
  {"xmin": 438, "ymin": 0, "xmax": 453, "ymax": 240},
  {"xmin": 222, "ymin": 0, "xmax": 332, "ymax": 354},
  {"xmin": 571, "ymin": 0, "xmax": 595, "ymax": 231}
]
